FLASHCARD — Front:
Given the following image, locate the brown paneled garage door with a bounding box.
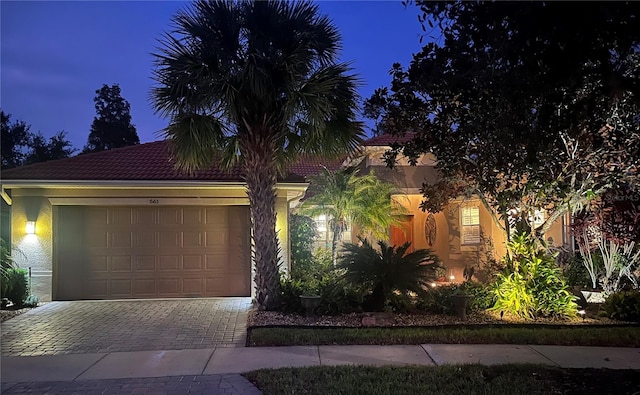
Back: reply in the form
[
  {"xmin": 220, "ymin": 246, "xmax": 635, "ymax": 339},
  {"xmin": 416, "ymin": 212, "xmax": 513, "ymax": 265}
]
[{"xmin": 55, "ymin": 206, "xmax": 251, "ymax": 300}]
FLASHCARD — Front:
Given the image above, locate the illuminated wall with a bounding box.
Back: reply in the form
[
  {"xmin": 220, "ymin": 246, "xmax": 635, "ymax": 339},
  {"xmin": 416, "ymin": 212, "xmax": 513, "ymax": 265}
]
[
  {"xmin": 11, "ymin": 196, "xmax": 53, "ymax": 302},
  {"xmin": 275, "ymin": 196, "xmax": 289, "ymax": 275}
]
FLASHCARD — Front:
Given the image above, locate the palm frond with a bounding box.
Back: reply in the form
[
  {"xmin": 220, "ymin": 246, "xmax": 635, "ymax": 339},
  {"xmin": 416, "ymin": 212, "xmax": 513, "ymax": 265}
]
[
  {"xmin": 151, "ymin": 0, "xmax": 362, "ymax": 173},
  {"xmin": 338, "ymin": 237, "xmax": 442, "ymax": 310},
  {"xmin": 162, "ymin": 113, "xmax": 228, "ymax": 173},
  {"xmin": 300, "ymin": 166, "xmax": 404, "ymax": 240}
]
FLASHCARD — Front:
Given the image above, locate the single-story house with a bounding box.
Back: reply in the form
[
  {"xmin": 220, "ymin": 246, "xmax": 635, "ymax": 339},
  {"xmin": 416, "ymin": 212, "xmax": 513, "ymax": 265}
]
[
  {"xmin": 308, "ymin": 133, "xmax": 570, "ymax": 282},
  {"xmin": 1, "ymin": 135, "xmax": 569, "ymax": 302},
  {"xmin": 0, "ymin": 141, "xmax": 341, "ymax": 302}
]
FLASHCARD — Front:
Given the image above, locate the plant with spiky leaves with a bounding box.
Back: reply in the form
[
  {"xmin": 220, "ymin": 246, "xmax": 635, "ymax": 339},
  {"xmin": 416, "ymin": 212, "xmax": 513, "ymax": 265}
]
[{"xmin": 338, "ymin": 237, "xmax": 441, "ymax": 311}]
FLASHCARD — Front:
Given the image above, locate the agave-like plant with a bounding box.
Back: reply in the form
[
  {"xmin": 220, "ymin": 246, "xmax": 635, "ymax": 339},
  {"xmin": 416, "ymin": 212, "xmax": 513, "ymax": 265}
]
[{"xmin": 338, "ymin": 237, "xmax": 441, "ymax": 311}]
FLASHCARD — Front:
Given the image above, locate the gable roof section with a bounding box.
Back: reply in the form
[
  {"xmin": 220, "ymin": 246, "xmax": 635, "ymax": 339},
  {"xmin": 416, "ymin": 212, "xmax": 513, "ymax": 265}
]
[{"xmin": 1, "ymin": 140, "xmax": 345, "ymax": 183}]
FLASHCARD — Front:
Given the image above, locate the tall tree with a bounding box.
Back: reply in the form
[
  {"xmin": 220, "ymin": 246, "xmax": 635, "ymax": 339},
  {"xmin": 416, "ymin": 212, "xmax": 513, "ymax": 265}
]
[
  {"xmin": 300, "ymin": 166, "xmax": 402, "ymax": 266},
  {"xmin": 84, "ymin": 84, "xmax": 139, "ymax": 153},
  {"xmin": 25, "ymin": 131, "xmax": 76, "ymax": 165},
  {"xmin": 151, "ymin": 0, "xmax": 362, "ymax": 310},
  {"xmin": 1, "ymin": 111, "xmax": 76, "ymax": 169},
  {"xmin": 1, "ymin": 111, "xmax": 30, "ymax": 169},
  {"xmin": 367, "ymin": 1, "xmax": 640, "ymax": 242}
]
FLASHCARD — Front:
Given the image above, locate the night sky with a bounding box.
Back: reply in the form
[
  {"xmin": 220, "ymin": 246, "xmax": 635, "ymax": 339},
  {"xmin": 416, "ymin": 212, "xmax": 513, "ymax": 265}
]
[{"xmin": 1, "ymin": 1, "xmax": 425, "ymax": 151}]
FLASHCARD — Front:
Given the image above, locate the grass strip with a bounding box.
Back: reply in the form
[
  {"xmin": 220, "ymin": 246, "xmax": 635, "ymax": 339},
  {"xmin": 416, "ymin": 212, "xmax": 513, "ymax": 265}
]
[
  {"xmin": 244, "ymin": 364, "xmax": 640, "ymax": 395},
  {"xmin": 248, "ymin": 325, "xmax": 640, "ymax": 347}
]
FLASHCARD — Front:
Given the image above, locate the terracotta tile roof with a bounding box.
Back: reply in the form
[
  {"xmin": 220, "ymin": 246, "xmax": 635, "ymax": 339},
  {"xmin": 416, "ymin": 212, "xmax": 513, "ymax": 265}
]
[
  {"xmin": 1, "ymin": 140, "xmax": 346, "ymax": 183},
  {"xmin": 363, "ymin": 132, "xmax": 415, "ymax": 147}
]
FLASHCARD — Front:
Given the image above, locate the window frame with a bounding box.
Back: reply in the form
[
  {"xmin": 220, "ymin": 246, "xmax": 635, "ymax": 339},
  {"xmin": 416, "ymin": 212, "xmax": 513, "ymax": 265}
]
[{"xmin": 460, "ymin": 206, "xmax": 481, "ymax": 245}]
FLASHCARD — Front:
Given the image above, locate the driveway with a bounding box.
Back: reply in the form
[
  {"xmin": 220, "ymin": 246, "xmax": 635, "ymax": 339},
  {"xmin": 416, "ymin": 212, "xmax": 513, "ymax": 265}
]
[{"xmin": 1, "ymin": 298, "xmax": 252, "ymax": 357}]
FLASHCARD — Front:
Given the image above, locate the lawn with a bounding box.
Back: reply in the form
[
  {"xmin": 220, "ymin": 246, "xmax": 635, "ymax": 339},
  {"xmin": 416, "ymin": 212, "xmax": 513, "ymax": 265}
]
[
  {"xmin": 244, "ymin": 364, "xmax": 640, "ymax": 395},
  {"xmin": 247, "ymin": 325, "xmax": 640, "ymax": 347}
]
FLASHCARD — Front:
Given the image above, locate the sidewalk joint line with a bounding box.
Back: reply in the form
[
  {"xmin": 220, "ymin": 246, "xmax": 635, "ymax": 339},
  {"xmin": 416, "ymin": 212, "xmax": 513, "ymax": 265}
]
[
  {"xmin": 419, "ymin": 344, "xmax": 438, "ymax": 365},
  {"xmin": 72, "ymin": 352, "xmax": 110, "ymax": 381},
  {"xmin": 526, "ymin": 345, "xmax": 561, "ymax": 367},
  {"xmin": 316, "ymin": 346, "xmax": 322, "ymax": 366},
  {"xmin": 202, "ymin": 347, "xmax": 217, "ymax": 375}
]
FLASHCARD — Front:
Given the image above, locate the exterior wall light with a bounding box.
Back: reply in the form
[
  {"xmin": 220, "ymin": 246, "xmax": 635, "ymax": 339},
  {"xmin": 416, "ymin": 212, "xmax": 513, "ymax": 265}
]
[{"xmin": 26, "ymin": 221, "xmax": 36, "ymax": 234}]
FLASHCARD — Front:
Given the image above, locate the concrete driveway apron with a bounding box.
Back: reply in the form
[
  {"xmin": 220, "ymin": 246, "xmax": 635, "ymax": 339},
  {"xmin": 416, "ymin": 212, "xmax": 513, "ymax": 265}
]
[{"xmin": 1, "ymin": 298, "xmax": 251, "ymax": 357}]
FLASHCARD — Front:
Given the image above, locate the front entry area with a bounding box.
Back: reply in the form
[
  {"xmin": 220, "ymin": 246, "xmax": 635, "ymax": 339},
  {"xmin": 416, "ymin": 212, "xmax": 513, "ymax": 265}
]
[
  {"xmin": 54, "ymin": 205, "xmax": 251, "ymax": 300},
  {"xmin": 391, "ymin": 215, "xmax": 415, "ymax": 252}
]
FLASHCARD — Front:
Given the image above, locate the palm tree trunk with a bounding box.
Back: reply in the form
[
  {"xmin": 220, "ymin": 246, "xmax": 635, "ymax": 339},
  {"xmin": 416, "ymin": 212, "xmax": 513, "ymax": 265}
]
[
  {"xmin": 331, "ymin": 223, "xmax": 343, "ymax": 266},
  {"xmin": 242, "ymin": 139, "xmax": 281, "ymax": 311}
]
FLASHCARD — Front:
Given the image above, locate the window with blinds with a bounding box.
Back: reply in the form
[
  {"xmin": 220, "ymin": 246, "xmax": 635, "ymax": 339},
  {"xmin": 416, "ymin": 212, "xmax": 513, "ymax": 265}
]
[
  {"xmin": 313, "ymin": 214, "xmax": 351, "ymax": 250},
  {"xmin": 461, "ymin": 206, "xmax": 480, "ymax": 244}
]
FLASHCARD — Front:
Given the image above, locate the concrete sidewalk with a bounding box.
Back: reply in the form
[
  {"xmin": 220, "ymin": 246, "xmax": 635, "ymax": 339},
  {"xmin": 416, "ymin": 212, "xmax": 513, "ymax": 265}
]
[{"xmin": 2, "ymin": 344, "xmax": 639, "ymax": 383}]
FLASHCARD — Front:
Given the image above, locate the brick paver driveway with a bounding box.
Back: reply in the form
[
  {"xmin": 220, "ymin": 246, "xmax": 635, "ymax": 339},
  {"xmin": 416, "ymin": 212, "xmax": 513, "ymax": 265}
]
[
  {"xmin": 2, "ymin": 374, "xmax": 262, "ymax": 395},
  {"xmin": 1, "ymin": 298, "xmax": 252, "ymax": 357}
]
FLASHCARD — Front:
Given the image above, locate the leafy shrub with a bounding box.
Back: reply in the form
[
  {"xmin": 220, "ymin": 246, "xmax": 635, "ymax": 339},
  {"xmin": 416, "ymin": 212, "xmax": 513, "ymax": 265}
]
[
  {"xmin": 339, "ymin": 238, "xmax": 441, "ymax": 312},
  {"xmin": 281, "ymin": 248, "xmax": 364, "ymax": 315},
  {"xmin": 457, "ymin": 281, "xmax": 495, "ymax": 311},
  {"xmin": 23, "ymin": 294, "xmax": 39, "ymax": 308},
  {"xmin": 289, "ymin": 214, "xmax": 318, "ymax": 281},
  {"xmin": 1, "ymin": 238, "xmax": 19, "ymax": 296},
  {"xmin": 601, "ymin": 290, "xmax": 640, "ymax": 322},
  {"xmin": 563, "ymin": 253, "xmax": 600, "ymax": 289},
  {"xmin": 385, "ymin": 291, "xmax": 415, "ymax": 313},
  {"xmin": 532, "ymin": 259, "xmax": 581, "ymax": 318},
  {"xmin": 316, "ymin": 273, "xmax": 364, "ymax": 315},
  {"xmin": 491, "ymin": 233, "xmax": 578, "ymax": 320},
  {"xmin": 2, "ymin": 268, "xmax": 28, "ymax": 308},
  {"xmin": 279, "ymin": 278, "xmax": 304, "ymax": 314},
  {"xmin": 416, "ymin": 285, "xmax": 457, "ymax": 314},
  {"xmin": 473, "ymin": 232, "xmax": 506, "ymax": 283},
  {"xmin": 416, "ymin": 281, "xmax": 494, "ymax": 315}
]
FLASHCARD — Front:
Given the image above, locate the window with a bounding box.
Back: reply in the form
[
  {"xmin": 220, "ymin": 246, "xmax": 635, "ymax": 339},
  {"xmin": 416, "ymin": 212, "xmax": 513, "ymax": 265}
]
[
  {"xmin": 461, "ymin": 206, "xmax": 480, "ymax": 245},
  {"xmin": 313, "ymin": 214, "xmax": 351, "ymax": 250},
  {"xmin": 314, "ymin": 214, "xmax": 328, "ymax": 245}
]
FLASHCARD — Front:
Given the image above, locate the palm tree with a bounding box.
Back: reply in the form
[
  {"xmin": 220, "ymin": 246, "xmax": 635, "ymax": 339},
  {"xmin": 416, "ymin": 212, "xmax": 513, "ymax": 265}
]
[
  {"xmin": 300, "ymin": 166, "xmax": 403, "ymax": 266},
  {"xmin": 151, "ymin": 1, "xmax": 362, "ymax": 310},
  {"xmin": 339, "ymin": 238, "xmax": 441, "ymax": 311}
]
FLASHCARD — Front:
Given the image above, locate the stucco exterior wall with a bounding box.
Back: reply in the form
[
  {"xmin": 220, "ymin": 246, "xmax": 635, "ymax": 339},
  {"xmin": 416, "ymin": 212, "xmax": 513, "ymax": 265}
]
[
  {"xmin": 7, "ymin": 185, "xmax": 300, "ymax": 302},
  {"xmin": 387, "ymin": 195, "xmax": 497, "ymax": 282},
  {"xmin": 392, "ymin": 194, "xmax": 569, "ymax": 283},
  {"xmin": 275, "ymin": 196, "xmax": 290, "ymax": 275},
  {"xmin": 11, "ymin": 195, "xmax": 53, "ymax": 302},
  {"xmin": 544, "ymin": 213, "xmax": 568, "ymax": 249},
  {"xmin": 366, "ymin": 165, "xmax": 439, "ymax": 190}
]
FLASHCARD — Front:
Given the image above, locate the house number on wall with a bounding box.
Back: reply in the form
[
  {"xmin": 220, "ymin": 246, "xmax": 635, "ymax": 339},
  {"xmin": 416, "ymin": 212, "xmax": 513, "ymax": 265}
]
[{"xmin": 149, "ymin": 199, "xmax": 159, "ymax": 204}]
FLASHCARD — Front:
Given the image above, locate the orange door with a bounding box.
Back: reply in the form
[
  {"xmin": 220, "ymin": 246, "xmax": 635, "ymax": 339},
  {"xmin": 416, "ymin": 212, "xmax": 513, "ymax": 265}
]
[{"xmin": 391, "ymin": 216, "xmax": 414, "ymax": 253}]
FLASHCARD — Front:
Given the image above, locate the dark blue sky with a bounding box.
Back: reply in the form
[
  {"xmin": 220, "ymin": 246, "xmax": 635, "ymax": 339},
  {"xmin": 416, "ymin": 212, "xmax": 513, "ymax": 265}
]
[{"xmin": 1, "ymin": 1, "xmax": 424, "ymax": 150}]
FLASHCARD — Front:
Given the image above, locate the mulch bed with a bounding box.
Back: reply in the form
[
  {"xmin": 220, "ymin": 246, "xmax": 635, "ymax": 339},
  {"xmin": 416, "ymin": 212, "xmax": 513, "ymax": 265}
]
[{"xmin": 0, "ymin": 304, "xmax": 44, "ymax": 323}]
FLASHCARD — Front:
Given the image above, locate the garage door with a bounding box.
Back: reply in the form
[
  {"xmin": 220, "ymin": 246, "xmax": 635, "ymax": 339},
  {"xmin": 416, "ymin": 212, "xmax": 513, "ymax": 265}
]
[{"xmin": 55, "ymin": 206, "xmax": 251, "ymax": 300}]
